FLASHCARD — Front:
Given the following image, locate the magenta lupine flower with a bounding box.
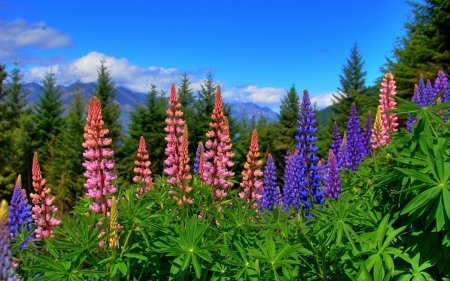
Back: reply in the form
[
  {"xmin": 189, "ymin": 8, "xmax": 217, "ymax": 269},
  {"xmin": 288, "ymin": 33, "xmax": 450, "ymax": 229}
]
[
  {"xmin": 1, "ymin": 201, "xmax": 18, "ymax": 281},
  {"xmin": 261, "ymin": 154, "xmax": 279, "ymax": 212},
  {"xmin": 379, "ymin": 73, "xmax": 398, "ymax": 145},
  {"xmin": 203, "ymin": 86, "xmax": 235, "ymax": 200},
  {"xmin": 9, "ymin": 175, "xmax": 34, "ymax": 249},
  {"xmin": 325, "ymin": 149, "xmax": 341, "ymax": 199},
  {"xmin": 345, "ymin": 104, "xmax": 364, "ymax": 171},
  {"xmin": 82, "ymin": 97, "xmax": 117, "ymax": 217},
  {"xmin": 331, "ymin": 122, "xmax": 342, "ymax": 164},
  {"xmin": 361, "ymin": 112, "xmax": 372, "ymax": 157},
  {"xmin": 239, "ymin": 130, "xmax": 264, "ymax": 209},
  {"xmin": 164, "ymin": 83, "xmax": 186, "ymax": 186},
  {"xmin": 30, "ymin": 153, "xmax": 61, "ymax": 239},
  {"xmin": 134, "ymin": 136, "xmax": 153, "ymax": 197}
]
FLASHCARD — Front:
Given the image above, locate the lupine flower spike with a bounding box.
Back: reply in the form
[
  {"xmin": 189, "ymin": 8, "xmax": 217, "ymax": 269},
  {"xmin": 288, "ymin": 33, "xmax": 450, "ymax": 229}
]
[
  {"xmin": 174, "ymin": 124, "xmax": 193, "ymax": 206},
  {"xmin": 282, "ymin": 150, "xmax": 298, "ymax": 210},
  {"xmin": 194, "ymin": 142, "xmax": 204, "ymax": 174},
  {"xmin": 1, "ymin": 200, "xmax": 18, "ymax": 281},
  {"xmin": 338, "ymin": 132, "xmax": 350, "ymax": 169},
  {"xmin": 82, "ymin": 97, "xmax": 117, "ymax": 217},
  {"xmin": 407, "ymin": 84, "xmax": 420, "ymax": 132},
  {"xmin": 361, "ymin": 112, "xmax": 372, "ymax": 157},
  {"xmin": 134, "ymin": 136, "xmax": 153, "ymax": 197},
  {"xmin": 9, "ymin": 175, "xmax": 34, "ymax": 249},
  {"xmin": 203, "ymin": 86, "xmax": 235, "ymax": 200},
  {"xmin": 325, "ymin": 149, "xmax": 341, "ymax": 200},
  {"xmin": 345, "ymin": 104, "xmax": 364, "ymax": 171},
  {"xmin": 372, "ymin": 106, "xmax": 386, "ymax": 149},
  {"xmin": 30, "ymin": 153, "xmax": 61, "ymax": 239},
  {"xmin": 261, "ymin": 154, "xmax": 279, "ymax": 212},
  {"xmin": 331, "ymin": 122, "xmax": 342, "ymax": 164},
  {"xmin": 164, "ymin": 83, "xmax": 186, "ymax": 186},
  {"xmin": 109, "ymin": 196, "xmax": 118, "ymax": 249},
  {"xmin": 294, "ymin": 90, "xmax": 323, "ymax": 218},
  {"xmin": 379, "ymin": 73, "xmax": 398, "ymax": 144},
  {"xmin": 434, "ymin": 70, "xmax": 449, "ymax": 122},
  {"xmin": 239, "ymin": 129, "xmax": 264, "ymax": 209}
]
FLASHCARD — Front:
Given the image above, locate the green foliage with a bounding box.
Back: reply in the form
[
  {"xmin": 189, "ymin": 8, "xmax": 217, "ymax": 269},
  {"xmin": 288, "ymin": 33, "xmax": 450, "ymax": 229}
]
[{"xmin": 385, "ymin": 0, "xmax": 450, "ymax": 99}]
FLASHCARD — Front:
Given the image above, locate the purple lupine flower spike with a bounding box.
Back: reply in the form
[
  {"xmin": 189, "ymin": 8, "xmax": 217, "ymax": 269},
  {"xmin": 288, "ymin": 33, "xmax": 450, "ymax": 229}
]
[
  {"xmin": 338, "ymin": 132, "xmax": 350, "ymax": 169},
  {"xmin": 434, "ymin": 70, "xmax": 450, "ymax": 122},
  {"xmin": 9, "ymin": 175, "xmax": 34, "ymax": 249},
  {"xmin": 261, "ymin": 154, "xmax": 278, "ymax": 211},
  {"xmin": 425, "ymin": 79, "xmax": 434, "ymax": 106},
  {"xmin": 1, "ymin": 200, "xmax": 18, "ymax": 281},
  {"xmin": 331, "ymin": 122, "xmax": 342, "ymax": 164},
  {"xmin": 282, "ymin": 150, "xmax": 297, "ymax": 211},
  {"xmin": 345, "ymin": 104, "xmax": 364, "ymax": 171},
  {"xmin": 418, "ymin": 74, "xmax": 427, "ymax": 107},
  {"xmin": 326, "ymin": 149, "xmax": 341, "ymax": 200},
  {"xmin": 194, "ymin": 142, "xmax": 204, "ymax": 174},
  {"xmin": 361, "ymin": 112, "xmax": 372, "ymax": 157},
  {"xmin": 294, "ymin": 90, "xmax": 323, "ymax": 218},
  {"xmin": 407, "ymin": 84, "xmax": 420, "ymax": 132}
]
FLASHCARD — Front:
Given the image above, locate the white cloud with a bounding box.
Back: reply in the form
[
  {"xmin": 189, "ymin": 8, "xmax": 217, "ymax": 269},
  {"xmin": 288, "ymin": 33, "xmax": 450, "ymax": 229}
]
[
  {"xmin": 0, "ymin": 19, "xmax": 73, "ymax": 60},
  {"xmin": 310, "ymin": 92, "xmax": 335, "ymax": 109},
  {"xmin": 223, "ymin": 85, "xmax": 286, "ymax": 108},
  {"xmin": 23, "ymin": 51, "xmax": 205, "ymax": 93}
]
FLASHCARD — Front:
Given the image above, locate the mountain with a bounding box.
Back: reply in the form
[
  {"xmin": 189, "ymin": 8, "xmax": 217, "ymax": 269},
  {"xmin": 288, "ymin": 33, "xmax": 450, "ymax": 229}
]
[
  {"xmin": 21, "ymin": 82, "xmax": 279, "ymax": 128},
  {"xmin": 316, "ymin": 105, "xmax": 336, "ymax": 127}
]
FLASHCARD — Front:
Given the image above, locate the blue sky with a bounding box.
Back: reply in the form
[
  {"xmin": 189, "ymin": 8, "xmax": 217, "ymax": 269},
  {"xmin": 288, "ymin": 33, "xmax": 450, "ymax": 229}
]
[{"xmin": 0, "ymin": 0, "xmax": 412, "ymax": 110}]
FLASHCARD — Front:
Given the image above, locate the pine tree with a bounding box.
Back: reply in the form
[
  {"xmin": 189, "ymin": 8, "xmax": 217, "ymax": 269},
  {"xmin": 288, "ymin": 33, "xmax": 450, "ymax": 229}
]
[
  {"xmin": 121, "ymin": 85, "xmax": 167, "ymax": 178},
  {"xmin": 385, "ymin": 0, "xmax": 450, "ymax": 98},
  {"xmin": 4, "ymin": 61, "xmax": 29, "ymax": 130},
  {"xmin": 277, "ymin": 85, "xmax": 300, "ymax": 152},
  {"xmin": 331, "ymin": 43, "xmax": 368, "ymax": 129},
  {"xmin": 0, "ymin": 63, "xmax": 13, "ymax": 199},
  {"xmin": 93, "ymin": 60, "xmax": 122, "ymax": 152}
]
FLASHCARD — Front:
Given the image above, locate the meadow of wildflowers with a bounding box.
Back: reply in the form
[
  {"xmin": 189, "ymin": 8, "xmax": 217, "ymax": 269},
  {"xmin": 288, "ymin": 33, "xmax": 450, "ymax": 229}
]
[{"xmin": 2, "ymin": 71, "xmax": 450, "ymax": 280}]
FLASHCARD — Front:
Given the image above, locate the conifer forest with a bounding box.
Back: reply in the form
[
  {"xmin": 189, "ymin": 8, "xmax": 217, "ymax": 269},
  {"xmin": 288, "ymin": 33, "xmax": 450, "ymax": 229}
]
[{"xmin": 1, "ymin": 1, "xmax": 450, "ymax": 280}]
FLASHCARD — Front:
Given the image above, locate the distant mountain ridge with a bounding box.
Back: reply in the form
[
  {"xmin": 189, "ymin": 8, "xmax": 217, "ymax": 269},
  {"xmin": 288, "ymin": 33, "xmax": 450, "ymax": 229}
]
[{"xmin": 21, "ymin": 82, "xmax": 280, "ymax": 128}]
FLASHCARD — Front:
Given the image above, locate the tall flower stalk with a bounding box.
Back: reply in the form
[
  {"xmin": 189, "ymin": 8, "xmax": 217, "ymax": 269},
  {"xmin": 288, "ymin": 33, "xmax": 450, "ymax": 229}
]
[
  {"xmin": 9, "ymin": 175, "xmax": 34, "ymax": 249},
  {"xmin": 407, "ymin": 84, "xmax": 420, "ymax": 132},
  {"xmin": 361, "ymin": 112, "xmax": 372, "ymax": 157},
  {"xmin": 134, "ymin": 136, "xmax": 153, "ymax": 197},
  {"xmin": 239, "ymin": 129, "xmax": 264, "ymax": 209},
  {"xmin": 30, "ymin": 153, "xmax": 60, "ymax": 239},
  {"xmin": 338, "ymin": 132, "xmax": 350, "ymax": 169},
  {"xmin": 164, "ymin": 83, "xmax": 186, "ymax": 186},
  {"xmin": 331, "ymin": 122, "xmax": 342, "ymax": 164},
  {"xmin": 1, "ymin": 200, "xmax": 18, "ymax": 281},
  {"xmin": 282, "ymin": 150, "xmax": 298, "ymax": 210},
  {"xmin": 82, "ymin": 97, "xmax": 117, "ymax": 217},
  {"xmin": 379, "ymin": 73, "xmax": 398, "ymax": 144},
  {"xmin": 371, "ymin": 106, "xmax": 386, "ymax": 149},
  {"xmin": 261, "ymin": 154, "xmax": 279, "ymax": 211},
  {"xmin": 203, "ymin": 86, "xmax": 235, "ymax": 200},
  {"xmin": 174, "ymin": 124, "xmax": 193, "ymax": 206},
  {"xmin": 294, "ymin": 90, "xmax": 323, "ymax": 217},
  {"xmin": 194, "ymin": 142, "xmax": 204, "ymax": 174},
  {"xmin": 109, "ymin": 196, "xmax": 119, "ymax": 249},
  {"xmin": 325, "ymin": 149, "xmax": 341, "ymax": 199},
  {"xmin": 345, "ymin": 104, "xmax": 364, "ymax": 171}
]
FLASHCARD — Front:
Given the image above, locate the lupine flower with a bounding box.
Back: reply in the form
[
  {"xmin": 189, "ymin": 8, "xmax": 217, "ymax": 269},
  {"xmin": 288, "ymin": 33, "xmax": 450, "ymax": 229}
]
[
  {"xmin": 134, "ymin": 136, "xmax": 153, "ymax": 197},
  {"xmin": 325, "ymin": 149, "xmax": 341, "ymax": 200},
  {"xmin": 418, "ymin": 74, "xmax": 427, "ymax": 107},
  {"xmin": 193, "ymin": 142, "xmax": 204, "ymax": 174},
  {"xmin": 379, "ymin": 73, "xmax": 398, "ymax": 145},
  {"xmin": 331, "ymin": 122, "xmax": 342, "ymax": 164},
  {"xmin": 109, "ymin": 196, "xmax": 118, "ymax": 249},
  {"xmin": 261, "ymin": 154, "xmax": 279, "ymax": 211},
  {"xmin": 361, "ymin": 112, "xmax": 373, "ymax": 157},
  {"xmin": 317, "ymin": 158, "xmax": 327, "ymax": 195},
  {"xmin": 407, "ymin": 84, "xmax": 420, "ymax": 132},
  {"xmin": 372, "ymin": 106, "xmax": 386, "ymax": 149},
  {"xmin": 338, "ymin": 132, "xmax": 350, "ymax": 169},
  {"xmin": 9, "ymin": 175, "xmax": 34, "ymax": 249},
  {"xmin": 425, "ymin": 79, "xmax": 434, "ymax": 106},
  {"xmin": 30, "ymin": 153, "xmax": 60, "ymax": 239},
  {"xmin": 164, "ymin": 83, "xmax": 186, "ymax": 186},
  {"xmin": 203, "ymin": 86, "xmax": 235, "ymax": 200},
  {"xmin": 1, "ymin": 200, "xmax": 18, "ymax": 281},
  {"xmin": 282, "ymin": 150, "xmax": 298, "ymax": 210},
  {"xmin": 82, "ymin": 97, "xmax": 117, "ymax": 217},
  {"xmin": 345, "ymin": 104, "xmax": 364, "ymax": 171},
  {"xmin": 434, "ymin": 70, "xmax": 450, "ymax": 122},
  {"xmin": 239, "ymin": 130, "xmax": 264, "ymax": 209},
  {"xmin": 173, "ymin": 124, "xmax": 193, "ymax": 206},
  {"xmin": 294, "ymin": 90, "xmax": 323, "ymax": 218}
]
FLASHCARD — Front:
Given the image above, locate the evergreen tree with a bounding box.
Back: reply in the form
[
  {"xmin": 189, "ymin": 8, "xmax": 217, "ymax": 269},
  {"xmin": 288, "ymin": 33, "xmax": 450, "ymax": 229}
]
[
  {"xmin": 4, "ymin": 61, "xmax": 29, "ymax": 130},
  {"xmin": 277, "ymin": 85, "xmax": 300, "ymax": 152},
  {"xmin": 385, "ymin": 0, "xmax": 450, "ymax": 98},
  {"xmin": 0, "ymin": 63, "xmax": 13, "ymax": 199},
  {"xmin": 121, "ymin": 85, "xmax": 167, "ymax": 179},
  {"xmin": 93, "ymin": 60, "xmax": 122, "ymax": 152},
  {"xmin": 331, "ymin": 43, "xmax": 368, "ymax": 129}
]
